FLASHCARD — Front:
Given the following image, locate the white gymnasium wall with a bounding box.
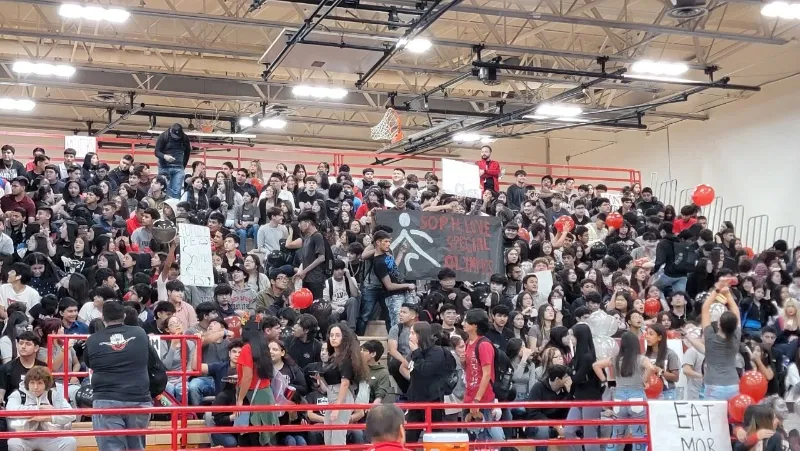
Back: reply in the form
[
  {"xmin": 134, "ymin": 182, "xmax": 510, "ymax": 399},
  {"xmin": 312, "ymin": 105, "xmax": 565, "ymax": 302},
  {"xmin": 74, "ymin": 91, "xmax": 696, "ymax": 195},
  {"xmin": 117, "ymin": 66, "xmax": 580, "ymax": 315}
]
[{"xmin": 565, "ymin": 75, "xmax": 800, "ymax": 247}]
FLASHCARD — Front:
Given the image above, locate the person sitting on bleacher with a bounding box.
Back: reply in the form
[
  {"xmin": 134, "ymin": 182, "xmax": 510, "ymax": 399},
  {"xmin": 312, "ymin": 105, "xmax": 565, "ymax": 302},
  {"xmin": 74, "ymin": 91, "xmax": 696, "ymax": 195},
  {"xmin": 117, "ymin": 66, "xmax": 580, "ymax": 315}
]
[
  {"xmin": 207, "ymin": 339, "xmax": 243, "ymax": 448},
  {"xmin": 6, "ymin": 366, "xmax": 77, "ymax": 451}
]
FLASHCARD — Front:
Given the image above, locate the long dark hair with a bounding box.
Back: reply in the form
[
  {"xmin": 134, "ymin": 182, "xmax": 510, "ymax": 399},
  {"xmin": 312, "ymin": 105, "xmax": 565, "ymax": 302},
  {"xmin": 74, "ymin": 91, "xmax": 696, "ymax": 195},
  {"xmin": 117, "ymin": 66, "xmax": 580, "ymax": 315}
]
[
  {"xmin": 543, "ymin": 325, "xmax": 570, "ymax": 357},
  {"xmin": 2, "ymin": 311, "xmax": 29, "ymax": 360},
  {"xmin": 326, "ymin": 323, "xmax": 368, "ymax": 383},
  {"xmin": 82, "ymin": 152, "xmax": 97, "ymax": 171},
  {"xmin": 61, "ymin": 182, "xmax": 83, "ymax": 208},
  {"xmin": 210, "ymin": 172, "xmax": 235, "ymax": 207},
  {"xmin": 411, "ymin": 321, "xmax": 435, "ymax": 352},
  {"xmin": 67, "ymin": 273, "xmax": 90, "ymax": 305},
  {"xmin": 615, "ymin": 331, "xmax": 641, "ymax": 378},
  {"xmin": 185, "ymin": 176, "xmax": 209, "ymax": 211},
  {"xmin": 242, "ymin": 327, "xmax": 273, "ymax": 381},
  {"xmin": 571, "ymin": 323, "xmax": 597, "ymax": 366},
  {"xmin": 646, "ymin": 323, "xmax": 668, "ymax": 370},
  {"xmin": 23, "ymin": 252, "xmax": 57, "ymax": 280}
]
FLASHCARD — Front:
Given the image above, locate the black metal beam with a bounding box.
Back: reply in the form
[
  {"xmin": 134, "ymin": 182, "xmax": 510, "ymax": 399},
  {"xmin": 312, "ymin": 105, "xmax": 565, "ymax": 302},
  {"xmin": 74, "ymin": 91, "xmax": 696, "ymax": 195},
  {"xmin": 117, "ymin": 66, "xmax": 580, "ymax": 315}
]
[
  {"xmin": 263, "ymin": 0, "xmax": 346, "ymax": 80},
  {"xmin": 401, "ymin": 72, "xmax": 472, "ymax": 108},
  {"xmin": 278, "ymin": 0, "xmax": 424, "ymax": 16},
  {"xmin": 297, "ymin": 39, "xmax": 387, "ymax": 52},
  {"xmin": 356, "ymin": 0, "xmax": 461, "ymax": 89},
  {"xmin": 323, "ymin": 15, "xmax": 414, "ymax": 27},
  {"xmin": 392, "ymin": 105, "xmax": 498, "ymax": 118},
  {"xmin": 472, "ymin": 61, "xmax": 761, "ymax": 92}
]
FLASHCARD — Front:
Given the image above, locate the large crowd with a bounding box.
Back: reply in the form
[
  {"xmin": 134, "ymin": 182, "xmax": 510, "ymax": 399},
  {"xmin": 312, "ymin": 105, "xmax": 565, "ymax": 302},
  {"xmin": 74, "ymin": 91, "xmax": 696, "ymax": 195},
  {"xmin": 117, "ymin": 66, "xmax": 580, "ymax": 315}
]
[{"xmin": 0, "ymin": 124, "xmax": 795, "ymax": 451}]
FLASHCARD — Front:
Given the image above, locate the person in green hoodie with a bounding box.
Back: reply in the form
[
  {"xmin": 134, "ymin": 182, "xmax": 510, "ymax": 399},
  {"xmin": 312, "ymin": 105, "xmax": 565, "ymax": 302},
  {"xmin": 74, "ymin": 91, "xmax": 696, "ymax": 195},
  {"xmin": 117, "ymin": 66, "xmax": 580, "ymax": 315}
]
[{"xmin": 360, "ymin": 340, "xmax": 394, "ymax": 404}]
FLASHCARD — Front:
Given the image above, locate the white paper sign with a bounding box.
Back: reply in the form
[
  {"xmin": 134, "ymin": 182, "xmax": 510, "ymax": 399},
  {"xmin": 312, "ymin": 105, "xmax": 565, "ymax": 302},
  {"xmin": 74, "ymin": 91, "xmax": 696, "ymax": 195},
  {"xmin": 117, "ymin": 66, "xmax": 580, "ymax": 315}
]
[
  {"xmin": 647, "ymin": 400, "xmax": 732, "ymax": 451},
  {"xmin": 178, "ymin": 223, "xmax": 214, "ymax": 287},
  {"xmin": 441, "ymin": 158, "xmax": 481, "ymax": 199},
  {"xmin": 64, "ymin": 135, "xmax": 97, "ymax": 158},
  {"xmin": 534, "ymin": 270, "xmax": 553, "ymax": 297}
]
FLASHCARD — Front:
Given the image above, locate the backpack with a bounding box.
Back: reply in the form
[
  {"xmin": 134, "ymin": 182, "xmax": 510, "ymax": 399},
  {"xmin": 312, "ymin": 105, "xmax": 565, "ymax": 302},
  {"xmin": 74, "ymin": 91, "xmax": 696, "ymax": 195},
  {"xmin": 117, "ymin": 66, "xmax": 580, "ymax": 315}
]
[
  {"xmin": 148, "ymin": 342, "xmax": 168, "ymax": 398},
  {"xmin": 672, "ymin": 241, "xmax": 698, "ymax": 273},
  {"xmin": 327, "ymin": 277, "xmax": 352, "ymax": 302},
  {"xmin": 439, "ymin": 347, "xmax": 459, "ymax": 397},
  {"xmin": 19, "ymin": 388, "xmax": 54, "ymax": 406},
  {"xmin": 474, "ymin": 337, "xmax": 515, "ymax": 401}
]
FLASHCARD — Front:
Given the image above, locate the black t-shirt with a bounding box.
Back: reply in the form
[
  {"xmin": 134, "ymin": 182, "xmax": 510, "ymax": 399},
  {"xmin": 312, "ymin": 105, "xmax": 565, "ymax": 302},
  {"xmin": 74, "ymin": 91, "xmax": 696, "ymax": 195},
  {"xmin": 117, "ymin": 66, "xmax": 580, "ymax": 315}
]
[
  {"xmin": 301, "ymin": 232, "xmax": 326, "ymax": 284},
  {"xmin": 322, "ymin": 358, "xmax": 354, "ymax": 386},
  {"xmin": 0, "ymin": 358, "xmax": 47, "ymax": 403},
  {"xmin": 371, "ymin": 253, "xmax": 404, "ymax": 296},
  {"xmin": 221, "ymin": 253, "xmax": 244, "ymax": 274},
  {"xmin": 296, "ymin": 191, "xmax": 324, "ymax": 209}
]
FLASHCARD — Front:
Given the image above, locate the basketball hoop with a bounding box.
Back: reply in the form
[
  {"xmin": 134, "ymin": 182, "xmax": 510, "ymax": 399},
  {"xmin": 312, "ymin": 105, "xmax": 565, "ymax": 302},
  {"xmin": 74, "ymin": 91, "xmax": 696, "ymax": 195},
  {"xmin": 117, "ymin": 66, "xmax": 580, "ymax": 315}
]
[
  {"xmin": 371, "ymin": 108, "xmax": 403, "ymax": 144},
  {"xmin": 195, "ymin": 101, "xmax": 219, "ymax": 135}
]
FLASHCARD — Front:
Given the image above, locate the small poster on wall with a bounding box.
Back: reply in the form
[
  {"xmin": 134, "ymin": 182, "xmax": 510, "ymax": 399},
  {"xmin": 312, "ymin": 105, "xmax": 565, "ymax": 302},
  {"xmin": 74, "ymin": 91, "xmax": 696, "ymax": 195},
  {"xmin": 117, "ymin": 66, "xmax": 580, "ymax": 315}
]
[{"xmin": 65, "ymin": 135, "xmax": 97, "ymax": 158}]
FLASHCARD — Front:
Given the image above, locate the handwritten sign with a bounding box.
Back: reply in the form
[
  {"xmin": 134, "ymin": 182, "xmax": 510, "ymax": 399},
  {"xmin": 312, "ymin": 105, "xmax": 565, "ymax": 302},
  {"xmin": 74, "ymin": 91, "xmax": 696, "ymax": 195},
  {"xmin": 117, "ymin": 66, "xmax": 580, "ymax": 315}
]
[
  {"xmin": 375, "ymin": 211, "xmax": 503, "ymax": 282},
  {"xmin": 178, "ymin": 223, "xmax": 213, "ymax": 287},
  {"xmin": 65, "ymin": 135, "xmax": 97, "ymax": 158},
  {"xmin": 441, "ymin": 158, "xmax": 482, "ymax": 199},
  {"xmin": 647, "ymin": 400, "xmax": 732, "ymax": 451}
]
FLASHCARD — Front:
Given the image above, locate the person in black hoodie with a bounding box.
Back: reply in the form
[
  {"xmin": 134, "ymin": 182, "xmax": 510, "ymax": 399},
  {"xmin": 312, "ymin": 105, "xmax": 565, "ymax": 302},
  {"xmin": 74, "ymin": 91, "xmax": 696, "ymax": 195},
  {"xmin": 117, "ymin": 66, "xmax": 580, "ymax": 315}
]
[
  {"xmin": 565, "ymin": 323, "xmax": 604, "ymax": 451},
  {"xmin": 210, "ymin": 374, "xmax": 240, "ymax": 447},
  {"xmin": 405, "ymin": 321, "xmax": 450, "ymax": 443},
  {"xmin": 84, "ymin": 301, "xmax": 152, "ymax": 451},
  {"xmin": 154, "ymin": 123, "xmax": 192, "ymax": 199},
  {"xmin": 652, "ymin": 225, "xmax": 695, "ymax": 297},
  {"xmin": 285, "ymin": 313, "xmax": 322, "ymax": 370},
  {"xmin": 524, "ymin": 364, "xmax": 573, "ymax": 448}
]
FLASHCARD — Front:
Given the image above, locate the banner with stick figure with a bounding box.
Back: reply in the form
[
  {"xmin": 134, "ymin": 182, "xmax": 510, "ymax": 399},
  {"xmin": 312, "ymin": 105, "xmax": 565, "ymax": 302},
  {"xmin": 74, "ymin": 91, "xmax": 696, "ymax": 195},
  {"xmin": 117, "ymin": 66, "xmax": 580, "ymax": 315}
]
[{"xmin": 375, "ymin": 211, "xmax": 504, "ymax": 282}]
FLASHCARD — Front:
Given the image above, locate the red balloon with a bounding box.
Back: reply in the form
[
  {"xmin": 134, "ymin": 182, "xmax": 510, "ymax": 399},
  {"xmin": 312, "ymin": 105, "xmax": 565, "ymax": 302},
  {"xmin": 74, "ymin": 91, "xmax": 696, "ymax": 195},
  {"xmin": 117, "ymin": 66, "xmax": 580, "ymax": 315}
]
[
  {"xmin": 554, "ymin": 215, "xmax": 575, "ymax": 233},
  {"xmin": 666, "ymin": 330, "xmax": 681, "ymax": 340},
  {"xmin": 605, "ymin": 212, "xmax": 623, "ymax": 229},
  {"xmin": 728, "ymin": 394, "xmax": 754, "ymax": 423},
  {"xmin": 740, "ymin": 371, "xmax": 768, "ymax": 401},
  {"xmin": 692, "ymin": 184, "xmax": 715, "ymax": 207},
  {"xmin": 644, "ymin": 374, "xmax": 663, "ymax": 399},
  {"xmin": 517, "ymin": 228, "xmax": 531, "ymax": 243},
  {"xmin": 744, "ymin": 247, "xmax": 755, "ymax": 259},
  {"xmin": 291, "ymin": 288, "xmax": 314, "ymax": 309},
  {"xmin": 644, "ymin": 298, "xmax": 661, "ymax": 318}
]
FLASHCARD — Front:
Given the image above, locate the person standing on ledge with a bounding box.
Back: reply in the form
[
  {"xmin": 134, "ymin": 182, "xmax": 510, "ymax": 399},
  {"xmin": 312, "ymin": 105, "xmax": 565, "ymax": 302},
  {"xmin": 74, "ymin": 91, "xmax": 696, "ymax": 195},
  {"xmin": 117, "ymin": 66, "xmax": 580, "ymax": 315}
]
[
  {"xmin": 154, "ymin": 123, "xmax": 191, "ymax": 199},
  {"xmin": 477, "ymin": 145, "xmax": 501, "ymax": 194}
]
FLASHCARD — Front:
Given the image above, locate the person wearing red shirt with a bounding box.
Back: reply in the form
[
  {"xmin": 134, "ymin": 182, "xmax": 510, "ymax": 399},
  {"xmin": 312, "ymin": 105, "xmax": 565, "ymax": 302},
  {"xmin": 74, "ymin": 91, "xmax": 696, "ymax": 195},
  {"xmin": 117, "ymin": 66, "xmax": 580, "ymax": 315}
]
[
  {"xmin": 0, "ymin": 177, "xmax": 35, "ymax": 223},
  {"xmin": 365, "ymin": 403, "xmax": 410, "ymax": 451},
  {"xmin": 476, "ymin": 145, "xmax": 501, "ymax": 193},
  {"xmin": 672, "ymin": 205, "xmax": 698, "ymax": 234},
  {"xmin": 462, "ymin": 308, "xmax": 505, "ymax": 442},
  {"xmin": 236, "ymin": 329, "xmax": 278, "ymax": 446}
]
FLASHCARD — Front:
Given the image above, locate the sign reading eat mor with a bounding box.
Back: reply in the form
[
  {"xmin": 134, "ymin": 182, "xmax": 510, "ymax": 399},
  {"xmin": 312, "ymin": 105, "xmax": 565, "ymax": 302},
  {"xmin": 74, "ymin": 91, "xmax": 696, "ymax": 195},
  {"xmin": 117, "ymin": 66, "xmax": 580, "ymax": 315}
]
[
  {"xmin": 375, "ymin": 210, "xmax": 503, "ymax": 282},
  {"xmin": 647, "ymin": 400, "xmax": 732, "ymax": 451},
  {"xmin": 178, "ymin": 223, "xmax": 214, "ymax": 287}
]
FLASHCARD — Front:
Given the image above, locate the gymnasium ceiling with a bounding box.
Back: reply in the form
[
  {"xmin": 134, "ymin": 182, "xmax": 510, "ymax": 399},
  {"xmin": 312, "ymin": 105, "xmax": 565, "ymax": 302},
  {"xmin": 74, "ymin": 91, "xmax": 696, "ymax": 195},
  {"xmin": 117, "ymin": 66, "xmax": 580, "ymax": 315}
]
[{"xmin": 0, "ymin": 0, "xmax": 797, "ymax": 155}]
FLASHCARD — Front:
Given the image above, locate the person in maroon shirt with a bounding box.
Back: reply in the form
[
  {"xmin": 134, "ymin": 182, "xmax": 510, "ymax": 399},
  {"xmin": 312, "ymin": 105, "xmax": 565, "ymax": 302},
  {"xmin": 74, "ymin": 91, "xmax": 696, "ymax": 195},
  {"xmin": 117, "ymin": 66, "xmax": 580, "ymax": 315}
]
[
  {"xmin": 476, "ymin": 146, "xmax": 501, "ymax": 193},
  {"xmin": 365, "ymin": 403, "xmax": 409, "ymax": 451},
  {"xmin": 0, "ymin": 177, "xmax": 35, "ymax": 223}
]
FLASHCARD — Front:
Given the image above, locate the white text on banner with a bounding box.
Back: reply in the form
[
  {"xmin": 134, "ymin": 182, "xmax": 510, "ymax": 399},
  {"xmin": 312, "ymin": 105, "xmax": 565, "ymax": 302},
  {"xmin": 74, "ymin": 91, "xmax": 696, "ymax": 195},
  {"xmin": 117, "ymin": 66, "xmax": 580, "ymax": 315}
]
[{"xmin": 178, "ymin": 223, "xmax": 214, "ymax": 287}]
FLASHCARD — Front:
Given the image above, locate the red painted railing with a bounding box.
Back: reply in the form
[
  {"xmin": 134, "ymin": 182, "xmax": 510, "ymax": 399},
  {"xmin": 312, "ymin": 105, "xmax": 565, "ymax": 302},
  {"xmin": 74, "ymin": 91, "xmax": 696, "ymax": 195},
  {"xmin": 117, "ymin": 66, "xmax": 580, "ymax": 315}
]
[
  {"xmin": 0, "ymin": 400, "xmax": 652, "ymax": 451},
  {"xmin": 0, "ymin": 131, "xmax": 641, "ymax": 192}
]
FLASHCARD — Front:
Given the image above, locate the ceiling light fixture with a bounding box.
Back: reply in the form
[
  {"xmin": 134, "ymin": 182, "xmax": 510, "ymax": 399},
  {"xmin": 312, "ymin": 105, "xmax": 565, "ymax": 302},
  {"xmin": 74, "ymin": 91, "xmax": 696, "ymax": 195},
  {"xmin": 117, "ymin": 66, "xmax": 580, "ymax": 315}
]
[
  {"xmin": 631, "ymin": 60, "xmax": 690, "ymax": 76},
  {"xmin": 292, "ymin": 85, "xmax": 348, "ymax": 99},
  {"xmin": 0, "ymin": 98, "xmax": 36, "ymax": 112},
  {"xmin": 453, "ymin": 132, "xmax": 495, "ymax": 143},
  {"xmin": 623, "ymin": 74, "xmax": 698, "ymax": 83},
  {"xmin": 12, "ymin": 61, "xmax": 76, "ymax": 77},
  {"xmin": 58, "ymin": 4, "xmax": 131, "ymax": 23},
  {"xmin": 238, "ymin": 117, "xmax": 255, "ymax": 128},
  {"xmin": 761, "ymin": 1, "xmax": 800, "ymax": 19},
  {"xmin": 534, "ymin": 104, "xmax": 583, "ymax": 118},
  {"xmin": 260, "ymin": 118, "xmax": 287, "ymax": 129},
  {"xmin": 523, "ymin": 114, "xmax": 590, "ymax": 123},
  {"xmin": 398, "ymin": 38, "xmax": 432, "ymax": 53}
]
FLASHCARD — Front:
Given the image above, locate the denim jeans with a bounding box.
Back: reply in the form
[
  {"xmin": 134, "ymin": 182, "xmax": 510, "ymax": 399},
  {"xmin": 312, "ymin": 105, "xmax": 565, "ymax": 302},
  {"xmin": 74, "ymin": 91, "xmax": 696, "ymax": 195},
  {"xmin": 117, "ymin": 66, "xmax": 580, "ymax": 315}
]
[
  {"xmin": 357, "ymin": 286, "xmax": 385, "ymax": 335},
  {"xmin": 188, "ymin": 376, "xmax": 215, "ymax": 406},
  {"xmin": 385, "ymin": 292, "xmax": 409, "ymax": 331},
  {"xmin": 164, "ymin": 381, "xmax": 186, "ymax": 403},
  {"xmin": 704, "ymin": 384, "xmax": 739, "ymax": 401},
  {"xmin": 605, "ymin": 387, "xmax": 647, "ymax": 451},
  {"xmin": 235, "ymin": 225, "xmax": 260, "ymax": 253},
  {"xmin": 653, "ymin": 272, "xmax": 687, "ymax": 297},
  {"xmin": 659, "ymin": 388, "xmax": 676, "ymax": 400},
  {"xmin": 92, "ymin": 399, "xmax": 151, "ymax": 451},
  {"xmin": 211, "ymin": 433, "xmax": 239, "ymax": 447},
  {"xmin": 472, "ymin": 408, "xmax": 505, "ymax": 442},
  {"xmin": 283, "ymin": 435, "xmax": 308, "ymax": 446},
  {"xmin": 565, "ymin": 406, "xmax": 603, "ymax": 451},
  {"xmin": 523, "ymin": 424, "xmax": 551, "ymax": 451},
  {"xmin": 159, "ymin": 166, "xmax": 185, "ymax": 199}
]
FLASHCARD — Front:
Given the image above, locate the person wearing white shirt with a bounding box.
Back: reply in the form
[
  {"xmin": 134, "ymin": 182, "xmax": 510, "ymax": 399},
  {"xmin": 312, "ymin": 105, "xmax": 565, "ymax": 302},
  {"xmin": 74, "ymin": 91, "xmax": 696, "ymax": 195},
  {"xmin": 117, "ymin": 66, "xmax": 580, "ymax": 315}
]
[
  {"xmin": 78, "ymin": 297, "xmax": 103, "ymax": 324},
  {"xmin": 322, "ymin": 260, "xmax": 360, "ymax": 330},
  {"xmin": 0, "ymin": 263, "xmax": 41, "ymax": 319}
]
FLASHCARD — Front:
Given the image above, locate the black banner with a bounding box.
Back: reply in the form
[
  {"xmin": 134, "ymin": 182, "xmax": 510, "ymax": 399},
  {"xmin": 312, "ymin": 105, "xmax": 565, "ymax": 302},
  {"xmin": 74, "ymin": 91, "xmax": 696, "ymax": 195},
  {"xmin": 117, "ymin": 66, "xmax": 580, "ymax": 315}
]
[{"xmin": 375, "ymin": 210, "xmax": 504, "ymax": 282}]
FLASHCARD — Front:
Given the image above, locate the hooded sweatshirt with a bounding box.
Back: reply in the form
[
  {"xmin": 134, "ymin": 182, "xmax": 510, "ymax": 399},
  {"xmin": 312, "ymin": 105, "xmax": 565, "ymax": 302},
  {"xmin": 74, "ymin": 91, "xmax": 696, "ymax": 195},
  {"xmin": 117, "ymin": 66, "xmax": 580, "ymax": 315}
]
[
  {"xmin": 6, "ymin": 382, "xmax": 76, "ymax": 431},
  {"xmin": 154, "ymin": 124, "xmax": 191, "ymax": 168},
  {"xmin": 230, "ymin": 283, "xmax": 257, "ymax": 313},
  {"xmin": 367, "ymin": 362, "xmax": 394, "ymax": 403}
]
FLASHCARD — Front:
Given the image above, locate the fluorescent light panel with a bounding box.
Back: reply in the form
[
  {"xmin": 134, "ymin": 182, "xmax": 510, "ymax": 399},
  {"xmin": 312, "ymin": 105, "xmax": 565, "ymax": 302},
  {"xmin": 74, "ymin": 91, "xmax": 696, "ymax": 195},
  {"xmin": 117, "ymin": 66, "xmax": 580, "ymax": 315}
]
[
  {"xmin": 292, "ymin": 85, "xmax": 348, "ymax": 99},
  {"xmin": 238, "ymin": 117, "xmax": 255, "ymax": 128},
  {"xmin": 623, "ymin": 74, "xmax": 699, "ymax": 83},
  {"xmin": 535, "ymin": 104, "xmax": 583, "ymax": 117},
  {"xmin": 631, "ymin": 60, "xmax": 689, "ymax": 76},
  {"xmin": 0, "ymin": 98, "xmax": 35, "ymax": 112},
  {"xmin": 523, "ymin": 115, "xmax": 590, "ymax": 123},
  {"xmin": 761, "ymin": 1, "xmax": 800, "ymax": 19},
  {"xmin": 259, "ymin": 118, "xmax": 287, "ymax": 129},
  {"xmin": 398, "ymin": 38, "xmax": 432, "ymax": 53},
  {"xmin": 453, "ymin": 132, "xmax": 494, "ymax": 143},
  {"xmin": 12, "ymin": 61, "xmax": 76, "ymax": 77},
  {"xmin": 58, "ymin": 4, "xmax": 130, "ymax": 23}
]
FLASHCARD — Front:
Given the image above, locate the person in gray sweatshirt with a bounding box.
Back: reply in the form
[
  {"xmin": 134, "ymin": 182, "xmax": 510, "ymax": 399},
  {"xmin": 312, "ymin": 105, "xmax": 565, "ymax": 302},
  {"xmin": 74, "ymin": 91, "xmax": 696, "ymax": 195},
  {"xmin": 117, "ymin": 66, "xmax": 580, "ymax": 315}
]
[
  {"xmin": 256, "ymin": 207, "xmax": 288, "ymax": 257},
  {"xmin": 235, "ymin": 189, "xmax": 261, "ymax": 253}
]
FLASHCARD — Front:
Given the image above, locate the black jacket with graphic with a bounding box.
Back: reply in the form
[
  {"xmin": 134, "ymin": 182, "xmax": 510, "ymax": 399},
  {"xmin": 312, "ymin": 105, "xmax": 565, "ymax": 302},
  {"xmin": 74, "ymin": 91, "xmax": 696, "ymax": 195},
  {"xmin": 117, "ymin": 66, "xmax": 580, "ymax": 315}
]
[{"xmin": 85, "ymin": 323, "xmax": 151, "ymax": 403}]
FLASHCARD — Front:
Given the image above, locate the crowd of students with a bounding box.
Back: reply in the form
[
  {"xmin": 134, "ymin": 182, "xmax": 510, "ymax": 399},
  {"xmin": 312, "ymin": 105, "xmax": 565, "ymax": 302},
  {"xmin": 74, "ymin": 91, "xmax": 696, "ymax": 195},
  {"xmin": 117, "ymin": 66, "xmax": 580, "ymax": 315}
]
[{"xmin": 0, "ymin": 137, "xmax": 794, "ymax": 451}]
